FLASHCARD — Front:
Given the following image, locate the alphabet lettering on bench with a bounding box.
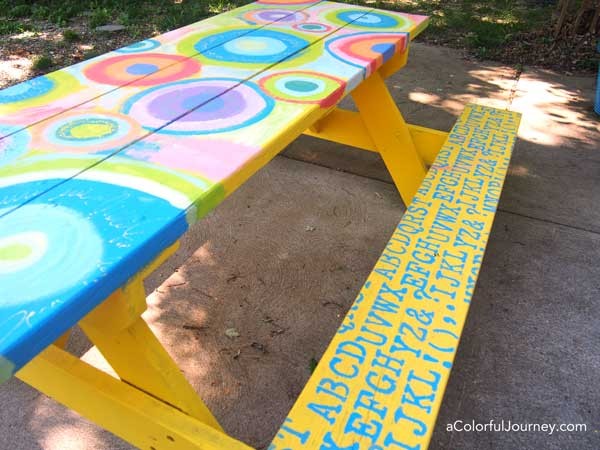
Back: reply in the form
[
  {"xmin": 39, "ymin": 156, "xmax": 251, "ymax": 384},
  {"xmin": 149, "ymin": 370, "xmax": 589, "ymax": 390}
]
[
  {"xmin": 405, "ymin": 308, "xmax": 434, "ymax": 326},
  {"xmin": 366, "ymin": 369, "xmax": 397, "ymax": 395},
  {"xmin": 390, "ymin": 322, "xmax": 427, "ymax": 358},
  {"xmin": 274, "ymin": 418, "xmax": 310, "ymax": 446},
  {"xmin": 356, "ymin": 325, "xmax": 388, "ymax": 347},
  {"xmin": 320, "ymin": 432, "xmax": 358, "ymax": 450},
  {"xmin": 307, "ymin": 401, "xmax": 342, "ymax": 425},
  {"xmin": 316, "ymin": 378, "xmax": 350, "ymax": 403},
  {"xmin": 371, "ymin": 348, "xmax": 405, "ymax": 378},
  {"xmin": 401, "ymin": 369, "xmax": 441, "ymax": 414},
  {"xmin": 344, "ymin": 411, "xmax": 383, "ymax": 444}
]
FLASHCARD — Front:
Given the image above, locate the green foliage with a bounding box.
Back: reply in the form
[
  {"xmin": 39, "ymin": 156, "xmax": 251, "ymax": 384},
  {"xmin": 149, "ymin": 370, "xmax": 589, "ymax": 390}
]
[
  {"xmin": 0, "ymin": 20, "xmax": 32, "ymax": 36},
  {"xmin": 62, "ymin": 29, "xmax": 80, "ymax": 42},
  {"xmin": 32, "ymin": 54, "xmax": 54, "ymax": 71},
  {"xmin": 309, "ymin": 357, "xmax": 318, "ymax": 373},
  {"xmin": 8, "ymin": 4, "xmax": 31, "ymax": 18},
  {"xmin": 90, "ymin": 8, "xmax": 111, "ymax": 28},
  {"xmin": 82, "ymin": 49, "xmax": 102, "ymax": 60}
]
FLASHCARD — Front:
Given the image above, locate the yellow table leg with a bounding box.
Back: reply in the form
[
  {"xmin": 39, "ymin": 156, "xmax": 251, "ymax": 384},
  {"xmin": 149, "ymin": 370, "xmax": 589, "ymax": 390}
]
[
  {"xmin": 352, "ymin": 70, "xmax": 427, "ymax": 204},
  {"xmin": 78, "ymin": 245, "xmax": 222, "ymax": 430},
  {"xmin": 53, "ymin": 330, "xmax": 71, "ymax": 349},
  {"xmin": 17, "ymin": 345, "xmax": 252, "ymax": 450}
]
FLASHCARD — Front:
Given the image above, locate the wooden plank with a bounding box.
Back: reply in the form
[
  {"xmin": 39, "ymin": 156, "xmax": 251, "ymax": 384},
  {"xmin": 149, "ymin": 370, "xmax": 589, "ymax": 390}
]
[
  {"xmin": 304, "ymin": 108, "xmax": 448, "ymax": 166},
  {"xmin": 79, "ymin": 258, "xmax": 221, "ymax": 430},
  {"xmin": 17, "ymin": 345, "xmax": 252, "ymax": 450},
  {"xmin": 270, "ymin": 104, "xmax": 521, "ymax": 450}
]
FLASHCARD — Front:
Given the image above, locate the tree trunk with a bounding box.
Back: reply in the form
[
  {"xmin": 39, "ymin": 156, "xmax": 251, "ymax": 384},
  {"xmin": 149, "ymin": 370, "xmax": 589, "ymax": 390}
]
[
  {"xmin": 555, "ymin": 0, "xmax": 573, "ymax": 38},
  {"xmin": 555, "ymin": 0, "xmax": 600, "ymax": 38}
]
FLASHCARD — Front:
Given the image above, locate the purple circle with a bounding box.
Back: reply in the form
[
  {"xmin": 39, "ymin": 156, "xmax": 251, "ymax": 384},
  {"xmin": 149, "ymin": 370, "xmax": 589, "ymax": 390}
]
[
  {"xmin": 146, "ymin": 85, "xmax": 245, "ymax": 121},
  {"xmin": 257, "ymin": 10, "xmax": 303, "ymax": 22}
]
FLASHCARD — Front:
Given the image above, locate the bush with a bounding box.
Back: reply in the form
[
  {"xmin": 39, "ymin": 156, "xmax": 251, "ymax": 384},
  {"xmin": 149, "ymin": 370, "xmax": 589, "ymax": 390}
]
[
  {"xmin": 90, "ymin": 8, "xmax": 111, "ymax": 28},
  {"xmin": 32, "ymin": 54, "xmax": 54, "ymax": 71},
  {"xmin": 63, "ymin": 29, "xmax": 81, "ymax": 42},
  {"xmin": 9, "ymin": 4, "xmax": 31, "ymax": 18}
]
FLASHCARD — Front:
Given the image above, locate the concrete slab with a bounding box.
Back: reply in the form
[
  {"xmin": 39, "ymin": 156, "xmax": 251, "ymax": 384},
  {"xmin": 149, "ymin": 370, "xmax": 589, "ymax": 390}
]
[
  {"xmin": 503, "ymin": 69, "xmax": 600, "ymax": 232},
  {"xmin": 431, "ymin": 212, "xmax": 600, "ymax": 450}
]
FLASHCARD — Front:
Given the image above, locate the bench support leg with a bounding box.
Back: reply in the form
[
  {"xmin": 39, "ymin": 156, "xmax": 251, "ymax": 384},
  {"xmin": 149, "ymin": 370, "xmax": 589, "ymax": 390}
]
[{"xmin": 17, "ymin": 345, "xmax": 251, "ymax": 450}]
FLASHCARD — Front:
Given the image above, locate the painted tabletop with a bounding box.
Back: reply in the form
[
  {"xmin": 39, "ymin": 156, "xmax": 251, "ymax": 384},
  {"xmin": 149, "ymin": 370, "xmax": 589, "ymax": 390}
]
[{"xmin": 0, "ymin": 0, "xmax": 428, "ymax": 382}]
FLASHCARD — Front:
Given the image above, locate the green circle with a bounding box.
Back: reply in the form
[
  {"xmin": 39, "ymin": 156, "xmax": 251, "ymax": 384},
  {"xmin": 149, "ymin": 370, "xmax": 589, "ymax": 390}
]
[{"xmin": 284, "ymin": 80, "xmax": 319, "ymax": 93}]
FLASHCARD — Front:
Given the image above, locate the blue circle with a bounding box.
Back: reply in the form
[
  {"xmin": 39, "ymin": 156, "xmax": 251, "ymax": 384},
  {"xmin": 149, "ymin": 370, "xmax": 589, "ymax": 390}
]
[
  {"xmin": 194, "ymin": 29, "xmax": 308, "ymax": 64},
  {"xmin": 371, "ymin": 43, "xmax": 396, "ymax": 61},
  {"xmin": 0, "ymin": 179, "xmax": 186, "ymax": 309},
  {"xmin": 116, "ymin": 39, "xmax": 161, "ymax": 53},
  {"xmin": 338, "ymin": 11, "xmax": 399, "ymax": 28},
  {"xmin": 126, "ymin": 63, "xmax": 159, "ymax": 75},
  {"xmin": 0, "ymin": 76, "xmax": 54, "ymax": 104},
  {"xmin": 0, "ymin": 125, "xmax": 30, "ymax": 165}
]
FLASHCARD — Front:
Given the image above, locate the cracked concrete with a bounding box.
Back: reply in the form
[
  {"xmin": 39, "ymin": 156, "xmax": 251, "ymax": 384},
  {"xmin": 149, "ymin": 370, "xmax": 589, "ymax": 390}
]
[{"xmin": 1, "ymin": 42, "xmax": 599, "ymax": 450}]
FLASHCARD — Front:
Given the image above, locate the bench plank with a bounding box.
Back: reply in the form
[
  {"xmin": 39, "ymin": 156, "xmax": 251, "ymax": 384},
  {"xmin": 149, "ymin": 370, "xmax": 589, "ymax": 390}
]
[
  {"xmin": 0, "ymin": 3, "xmax": 428, "ymax": 381},
  {"xmin": 270, "ymin": 104, "xmax": 521, "ymax": 450}
]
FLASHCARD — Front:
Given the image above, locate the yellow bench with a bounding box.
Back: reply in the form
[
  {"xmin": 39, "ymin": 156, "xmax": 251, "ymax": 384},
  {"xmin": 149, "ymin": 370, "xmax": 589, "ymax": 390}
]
[{"xmin": 271, "ymin": 104, "xmax": 521, "ymax": 450}]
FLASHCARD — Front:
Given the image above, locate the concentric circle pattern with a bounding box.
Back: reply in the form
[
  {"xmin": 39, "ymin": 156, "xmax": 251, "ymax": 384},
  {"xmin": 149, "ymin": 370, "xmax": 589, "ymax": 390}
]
[
  {"xmin": 259, "ymin": 71, "xmax": 345, "ymax": 107},
  {"xmin": 0, "ymin": 125, "xmax": 30, "ymax": 165},
  {"xmin": 185, "ymin": 28, "xmax": 310, "ymax": 66},
  {"xmin": 0, "ymin": 203, "xmax": 103, "ymax": 307},
  {"xmin": 326, "ymin": 32, "xmax": 408, "ymax": 72},
  {"xmin": 293, "ymin": 22, "xmax": 332, "ymax": 33},
  {"xmin": 327, "ymin": 9, "xmax": 409, "ymax": 29},
  {"xmin": 0, "ymin": 72, "xmax": 80, "ymax": 111},
  {"xmin": 36, "ymin": 112, "xmax": 139, "ymax": 153},
  {"xmin": 122, "ymin": 78, "xmax": 274, "ymax": 135},
  {"xmin": 116, "ymin": 39, "xmax": 161, "ymax": 53},
  {"xmin": 83, "ymin": 53, "xmax": 201, "ymax": 86},
  {"xmin": 241, "ymin": 8, "xmax": 309, "ymax": 25},
  {"xmin": 0, "ymin": 77, "xmax": 54, "ymax": 105}
]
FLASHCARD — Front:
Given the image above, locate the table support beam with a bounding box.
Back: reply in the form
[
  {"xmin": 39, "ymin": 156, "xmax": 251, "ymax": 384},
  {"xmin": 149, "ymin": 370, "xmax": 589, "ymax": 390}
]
[
  {"xmin": 304, "ymin": 108, "xmax": 448, "ymax": 166},
  {"xmin": 351, "ymin": 71, "xmax": 427, "ymax": 204},
  {"xmin": 78, "ymin": 242, "xmax": 221, "ymax": 430},
  {"xmin": 17, "ymin": 241, "xmax": 230, "ymax": 447},
  {"xmin": 17, "ymin": 345, "xmax": 252, "ymax": 450}
]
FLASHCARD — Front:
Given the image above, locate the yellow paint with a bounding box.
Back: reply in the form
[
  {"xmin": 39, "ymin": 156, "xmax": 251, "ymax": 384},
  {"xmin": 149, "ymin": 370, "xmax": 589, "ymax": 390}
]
[
  {"xmin": 303, "ymin": 108, "xmax": 448, "ymax": 166},
  {"xmin": 17, "ymin": 345, "xmax": 252, "ymax": 450},
  {"xmin": 270, "ymin": 104, "xmax": 521, "ymax": 450},
  {"xmin": 82, "ymin": 241, "xmax": 180, "ymax": 331},
  {"xmin": 19, "ymin": 238, "xmax": 223, "ymax": 448},
  {"xmin": 79, "ymin": 240, "xmax": 221, "ymax": 430},
  {"xmin": 68, "ymin": 122, "xmax": 115, "ymax": 139},
  {"xmin": 53, "ymin": 330, "xmax": 71, "ymax": 349},
  {"xmin": 380, "ymin": 47, "xmax": 409, "ymax": 79},
  {"xmin": 352, "ymin": 71, "xmax": 428, "ymax": 204}
]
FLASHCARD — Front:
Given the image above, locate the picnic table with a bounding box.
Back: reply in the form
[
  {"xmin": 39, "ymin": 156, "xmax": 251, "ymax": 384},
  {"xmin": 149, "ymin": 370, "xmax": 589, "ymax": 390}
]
[{"xmin": 0, "ymin": 1, "xmax": 521, "ymax": 449}]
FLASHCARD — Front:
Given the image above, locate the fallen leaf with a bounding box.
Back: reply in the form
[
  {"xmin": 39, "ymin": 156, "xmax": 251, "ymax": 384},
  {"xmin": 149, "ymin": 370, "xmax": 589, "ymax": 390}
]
[{"xmin": 225, "ymin": 328, "xmax": 240, "ymax": 339}]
